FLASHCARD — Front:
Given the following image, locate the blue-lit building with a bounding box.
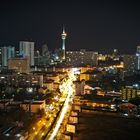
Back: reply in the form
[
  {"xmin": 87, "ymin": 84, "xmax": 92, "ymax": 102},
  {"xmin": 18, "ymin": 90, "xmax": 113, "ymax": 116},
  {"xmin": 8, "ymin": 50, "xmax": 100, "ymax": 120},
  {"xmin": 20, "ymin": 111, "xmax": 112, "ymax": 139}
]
[
  {"xmin": 136, "ymin": 46, "xmax": 140, "ymax": 71},
  {"xmin": 1, "ymin": 46, "xmax": 15, "ymax": 67},
  {"xmin": 19, "ymin": 41, "xmax": 35, "ymax": 66}
]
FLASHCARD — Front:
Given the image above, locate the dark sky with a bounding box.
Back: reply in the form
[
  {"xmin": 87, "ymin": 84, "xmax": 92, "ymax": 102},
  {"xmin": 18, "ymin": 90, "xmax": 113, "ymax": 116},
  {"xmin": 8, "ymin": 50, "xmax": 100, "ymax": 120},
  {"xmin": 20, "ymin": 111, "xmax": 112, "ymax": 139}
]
[{"xmin": 0, "ymin": 0, "xmax": 140, "ymax": 54}]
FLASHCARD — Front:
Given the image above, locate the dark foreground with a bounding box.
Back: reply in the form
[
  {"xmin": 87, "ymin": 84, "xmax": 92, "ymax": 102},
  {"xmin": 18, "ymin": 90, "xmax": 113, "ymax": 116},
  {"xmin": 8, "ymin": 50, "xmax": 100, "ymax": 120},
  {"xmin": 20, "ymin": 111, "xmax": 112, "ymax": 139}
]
[{"xmin": 74, "ymin": 110, "xmax": 140, "ymax": 140}]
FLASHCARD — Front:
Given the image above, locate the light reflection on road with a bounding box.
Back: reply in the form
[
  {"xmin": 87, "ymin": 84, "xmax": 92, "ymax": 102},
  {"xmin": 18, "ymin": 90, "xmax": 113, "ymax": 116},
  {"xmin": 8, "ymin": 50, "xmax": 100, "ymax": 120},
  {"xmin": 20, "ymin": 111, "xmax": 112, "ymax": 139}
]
[{"xmin": 47, "ymin": 70, "xmax": 76, "ymax": 140}]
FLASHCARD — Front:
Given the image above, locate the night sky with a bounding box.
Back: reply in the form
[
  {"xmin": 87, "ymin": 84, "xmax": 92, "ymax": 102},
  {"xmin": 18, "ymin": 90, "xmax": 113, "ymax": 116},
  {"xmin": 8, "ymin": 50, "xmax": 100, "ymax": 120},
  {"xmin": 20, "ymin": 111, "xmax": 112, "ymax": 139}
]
[{"xmin": 0, "ymin": 0, "xmax": 140, "ymax": 54}]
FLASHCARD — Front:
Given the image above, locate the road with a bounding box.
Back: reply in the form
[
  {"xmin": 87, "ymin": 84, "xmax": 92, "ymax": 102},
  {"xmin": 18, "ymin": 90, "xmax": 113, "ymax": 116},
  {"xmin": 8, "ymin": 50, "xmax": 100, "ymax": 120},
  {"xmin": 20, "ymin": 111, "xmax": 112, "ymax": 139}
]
[{"xmin": 45, "ymin": 70, "xmax": 76, "ymax": 140}]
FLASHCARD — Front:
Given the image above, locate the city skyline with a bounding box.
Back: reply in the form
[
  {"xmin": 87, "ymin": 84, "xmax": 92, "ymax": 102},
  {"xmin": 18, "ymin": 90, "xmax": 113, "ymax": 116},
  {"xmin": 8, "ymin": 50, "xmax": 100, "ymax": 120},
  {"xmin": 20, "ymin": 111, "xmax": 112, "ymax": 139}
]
[
  {"xmin": 0, "ymin": 0, "xmax": 140, "ymax": 54},
  {"xmin": 0, "ymin": 1, "xmax": 140, "ymax": 138}
]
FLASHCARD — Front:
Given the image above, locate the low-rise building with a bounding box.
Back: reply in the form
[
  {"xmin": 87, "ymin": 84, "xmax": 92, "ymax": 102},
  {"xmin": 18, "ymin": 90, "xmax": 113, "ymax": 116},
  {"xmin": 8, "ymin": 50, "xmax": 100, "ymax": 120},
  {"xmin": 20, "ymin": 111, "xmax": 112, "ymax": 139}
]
[
  {"xmin": 20, "ymin": 100, "xmax": 46, "ymax": 113},
  {"xmin": 43, "ymin": 79, "xmax": 54, "ymax": 91},
  {"xmin": 74, "ymin": 80, "xmax": 85, "ymax": 95},
  {"xmin": 0, "ymin": 74, "xmax": 43, "ymax": 88},
  {"xmin": 80, "ymin": 70, "xmax": 103, "ymax": 81}
]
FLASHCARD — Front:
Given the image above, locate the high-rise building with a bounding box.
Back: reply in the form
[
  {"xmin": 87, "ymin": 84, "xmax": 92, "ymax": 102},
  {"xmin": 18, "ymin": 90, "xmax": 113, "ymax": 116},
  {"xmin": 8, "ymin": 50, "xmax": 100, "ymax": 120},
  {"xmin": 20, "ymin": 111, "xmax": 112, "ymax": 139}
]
[
  {"xmin": 1, "ymin": 46, "xmax": 15, "ymax": 67},
  {"xmin": 42, "ymin": 44, "xmax": 49, "ymax": 56},
  {"xmin": 66, "ymin": 49, "xmax": 98, "ymax": 66},
  {"xmin": 61, "ymin": 27, "xmax": 67, "ymax": 60},
  {"xmin": 41, "ymin": 44, "xmax": 50, "ymax": 65},
  {"xmin": 123, "ymin": 55, "xmax": 136, "ymax": 75},
  {"xmin": 136, "ymin": 46, "xmax": 140, "ymax": 70},
  {"xmin": 19, "ymin": 41, "xmax": 35, "ymax": 66}
]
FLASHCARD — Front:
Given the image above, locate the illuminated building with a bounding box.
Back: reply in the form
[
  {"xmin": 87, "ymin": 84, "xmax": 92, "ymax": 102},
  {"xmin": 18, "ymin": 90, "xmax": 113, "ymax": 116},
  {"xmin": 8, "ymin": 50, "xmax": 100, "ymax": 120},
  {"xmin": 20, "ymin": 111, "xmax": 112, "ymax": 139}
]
[
  {"xmin": 0, "ymin": 74, "xmax": 43, "ymax": 88},
  {"xmin": 80, "ymin": 67, "xmax": 95, "ymax": 73},
  {"xmin": 51, "ymin": 48, "xmax": 63, "ymax": 63},
  {"xmin": 136, "ymin": 46, "xmax": 140, "ymax": 70},
  {"xmin": 98, "ymin": 54, "xmax": 106, "ymax": 61},
  {"xmin": 98, "ymin": 53, "xmax": 122, "ymax": 67},
  {"xmin": 80, "ymin": 69, "xmax": 103, "ymax": 81},
  {"xmin": 122, "ymin": 55, "xmax": 136, "ymax": 75},
  {"xmin": 1, "ymin": 46, "xmax": 15, "ymax": 67},
  {"xmin": 19, "ymin": 41, "xmax": 35, "ymax": 66},
  {"xmin": 20, "ymin": 100, "xmax": 46, "ymax": 113},
  {"xmin": 61, "ymin": 27, "xmax": 67, "ymax": 60},
  {"xmin": 8, "ymin": 57, "xmax": 30, "ymax": 73},
  {"xmin": 41, "ymin": 44, "xmax": 50, "ymax": 65},
  {"xmin": 42, "ymin": 44, "xmax": 49, "ymax": 56},
  {"xmin": 34, "ymin": 50, "xmax": 41, "ymax": 66},
  {"xmin": 66, "ymin": 49, "xmax": 98, "ymax": 66},
  {"xmin": 15, "ymin": 50, "xmax": 20, "ymax": 57},
  {"xmin": 66, "ymin": 124, "xmax": 76, "ymax": 133},
  {"xmin": 121, "ymin": 84, "xmax": 140, "ymax": 101},
  {"xmin": 75, "ymin": 80, "xmax": 85, "ymax": 95}
]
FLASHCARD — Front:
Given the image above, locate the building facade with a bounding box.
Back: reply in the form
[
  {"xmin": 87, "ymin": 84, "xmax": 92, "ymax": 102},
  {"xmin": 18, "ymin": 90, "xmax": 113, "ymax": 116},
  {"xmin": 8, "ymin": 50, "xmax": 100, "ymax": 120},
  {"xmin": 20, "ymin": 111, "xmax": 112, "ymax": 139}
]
[
  {"xmin": 8, "ymin": 57, "xmax": 30, "ymax": 73},
  {"xmin": 121, "ymin": 85, "xmax": 140, "ymax": 101},
  {"xmin": 66, "ymin": 49, "xmax": 98, "ymax": 66},
  {"xmin": 136, "ymin": 46, "xmax": 140, "ymax": 71},
  {"xmin": 74, "ymin": 80, "xmax": 85, "ymax": 95},
  {"xmin": 122, "ymin": 55, "xmax": 136, "ymax": 75},
  {"xmin": 1, "ymin": 46, "xmax": 15, "ymax": 67},
  {"xmin": 19, "ymin": 41, "xmax": 35, "ymax": 66}
]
